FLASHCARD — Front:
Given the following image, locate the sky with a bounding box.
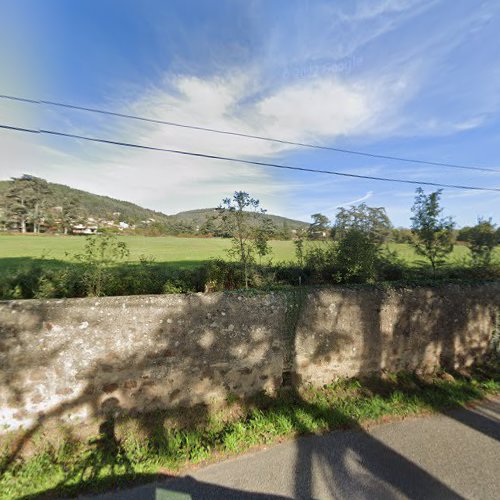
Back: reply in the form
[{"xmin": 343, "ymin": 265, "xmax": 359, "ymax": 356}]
[{"xmin": 0, "ymin": 0, "xmax": 499, "ymax": 227}]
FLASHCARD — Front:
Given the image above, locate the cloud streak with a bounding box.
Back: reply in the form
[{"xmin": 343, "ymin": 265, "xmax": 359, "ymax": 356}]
[{"xmin": 2, "ymin": 0, "xmax": 500, "ymax": 226}]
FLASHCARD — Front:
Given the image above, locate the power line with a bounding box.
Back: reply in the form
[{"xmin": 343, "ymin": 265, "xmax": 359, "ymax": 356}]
[
  {"xmin": 2, "ymin": 123, "xmax": 500, "ymax": 193},
  {"xmin": 1, "ymin": 93, "xmax": 499, "ymax": 174}
]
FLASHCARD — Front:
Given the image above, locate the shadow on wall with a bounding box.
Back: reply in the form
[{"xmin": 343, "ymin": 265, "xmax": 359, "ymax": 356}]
[
  {"xmin": 0, "ymin": 284, "xmax": 498, "ymax": 496},
  {"xmin": 285, "ymin": 284, "xmax": 499, "ymax": 499},
  {"xmin": 292, "ymin": 284, "xmax": 498, "ymax": 385},
  {"xmin": 0, "ymin": 292, "xmax": 287, "ymax": 471}
]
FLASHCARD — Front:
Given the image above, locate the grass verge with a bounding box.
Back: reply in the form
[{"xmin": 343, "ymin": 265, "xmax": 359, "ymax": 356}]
[{"xmin": 1, "ymin": 364, "xmax": 499, "ymax": 499}]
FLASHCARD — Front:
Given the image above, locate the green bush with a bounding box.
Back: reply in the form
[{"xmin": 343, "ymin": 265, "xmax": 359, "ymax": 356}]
[
  {"xmin": 303, "ymin": 244, "xmax": 336, "ymax": 283},
  {"xmin": 0, "ymin": 243, "xmax": 499, "ymax": 301},
  {"xmin": 377, "ymin": 248, "xmax": 408, "ymax": 281},
  {"xmin": 333, "ymin": 229, "xmax": 379, "ymax": 283},
  {"xmin": 273, "ymin": 262, "xmax": 305, "ymax": 286},
  {"xmin": 204, "ymin": 259, "xmax": 245, "ymax": 291},
  {"xmin": 0, "ymin": 265, "xmax": 43, "ymax": 299}
]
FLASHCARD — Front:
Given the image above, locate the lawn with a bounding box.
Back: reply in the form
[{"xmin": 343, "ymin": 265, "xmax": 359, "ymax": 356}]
[{"xmin": 0, "ymin": 233, "xmax": 480, "ymax": 272}]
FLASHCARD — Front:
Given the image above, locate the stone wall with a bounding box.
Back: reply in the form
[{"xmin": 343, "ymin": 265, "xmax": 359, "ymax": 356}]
[
  {"xmin": 0, "ymin": 293, "xmax": 287, "ymax": 434},
  {"xmin": 293, "ymin": 285, "xmax": 499, "ymax": 385},
  {"xmin": 1, "ymin": 283, "xmax": 498, "ymax": 434}
]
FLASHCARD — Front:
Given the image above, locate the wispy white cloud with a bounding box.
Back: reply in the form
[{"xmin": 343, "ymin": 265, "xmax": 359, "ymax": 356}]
[
  {"xmin": 2, "ymin": 0, "xmax": 500, "ymax": 227},
  {"xmin": 339, "ymin": 0, "xmax": 430, "ymax": 22},
  {"xmin": 20, "ymin": 69, "xmax": 404, "ymax": 215},
  {"xmin": 332, "ymin": 191, "xmax": 374, "ymax": 208}
]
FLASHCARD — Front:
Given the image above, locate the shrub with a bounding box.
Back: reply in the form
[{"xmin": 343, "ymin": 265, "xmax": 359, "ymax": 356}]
[
  {"xmin": 303, "ymin": 244, "xmax": 336, "ymax": 283},
  {"xmin": 377, "ymin": 248, "xmax": 408, "ymax": 281},
  {"xmin": 333, "ymin": 229, "xmax": 379, "ymax": 283},
  {"xmin": 163, "ymin": 280, "xmax": 185, "ymax": 294},
  {"xmin": 72, "ymin": 235, "xmax": 130, "ymax": 297},
  {"xmin": 463, "ymin": 218, "xmax": 498, "ymax": 267},
  {"xmin": 273, "ymin": 262, "xmax": 306, "ymax": 287},
  {"xmin": 1, "ymin": 266, "xmax": 41, "ymax": 299},
  {"xmin": 410, "ymin": 188, "xmax": 455, "ymax": 276},
  {"xmin": 203, "ymin": 259, "xmax": 245, "ymax": 292}
]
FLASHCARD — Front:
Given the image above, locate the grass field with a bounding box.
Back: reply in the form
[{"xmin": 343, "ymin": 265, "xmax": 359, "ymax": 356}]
[{"xmin": 0, "ymin": 233, "xmax": 486, "ymax": 272}]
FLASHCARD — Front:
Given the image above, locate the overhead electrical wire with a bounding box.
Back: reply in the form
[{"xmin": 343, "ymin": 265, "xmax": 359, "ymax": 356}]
[
  {"xmin": 1, "ymin": 93, "xmax": 499, "ymax": 174},
  {"xmin": 1, "ymin": 123, "xmax": 499, "ymax": 192}
]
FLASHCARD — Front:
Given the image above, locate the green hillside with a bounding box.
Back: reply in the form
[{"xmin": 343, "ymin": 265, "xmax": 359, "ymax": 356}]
[
  {"xmin": 170, "ymin": 208, "xmax": 308, "ymax": 230},
  {"xmin": 0, "ymin": 180, "xmax": 170, "ymax": 224},
  {"xmin": 0, "ymin": 179, "xmax": 308, "ymax": 230}
]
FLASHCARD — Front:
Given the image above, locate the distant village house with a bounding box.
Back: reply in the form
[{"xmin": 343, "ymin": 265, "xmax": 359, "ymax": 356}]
[{"xmin": 71, "ymin": 224, "xmax": 98, "ymax": 235}]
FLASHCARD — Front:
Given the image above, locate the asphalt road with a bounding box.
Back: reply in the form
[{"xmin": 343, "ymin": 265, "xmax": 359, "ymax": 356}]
[{"xmin": 91, "ymin": 398, "xmax": 500, "ymax": 500}]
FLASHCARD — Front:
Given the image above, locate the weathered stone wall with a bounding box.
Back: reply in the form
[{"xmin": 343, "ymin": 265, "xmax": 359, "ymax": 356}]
[
  {"xmin": 293, "ymin": 285, "xmax": 499, "ymax": 385},
  {"xmin": 1, "ymin": 283, "xmax": 498, "ymax": 434},
  {"xmin": 0, "ymin": 293, "xmax": 287, "ymax": 434}
]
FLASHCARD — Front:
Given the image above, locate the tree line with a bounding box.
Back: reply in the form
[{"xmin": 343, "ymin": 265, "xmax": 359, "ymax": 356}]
[
  {"xmin": 1, "ymin": 187, "xmax": 498, "ymax": 300},
  {"xmin": 0, "ymin": 175, "xmax": 172, "ymax": 234},
  {"xmin": 0, "ymin": 175, "xmax": 299, "ymax": 238},
  {"xmin": 218, "ymin": 188, "xmax": 499, "ymax": 283},
  {"xmin": 1, "ymin": 175, "xmax": 499, "ymax": 267}
]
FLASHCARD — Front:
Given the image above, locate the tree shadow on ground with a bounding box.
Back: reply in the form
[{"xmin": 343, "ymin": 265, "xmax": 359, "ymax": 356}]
[
  {"xmin": 66, "ymin": 417, "xmax": 134, "ymax": 484},
  {"xmin": 285, "ymin": 284, "xmax": 499, "ymax": 499},
  {"xmin": 0, "ymin": 291, "xmax": 286, "ymax": 496},
  {"xmin": 11, "ymin": 371, "xmax": 500, "ymax": 499},
  {"xmin": 289, "ymin": 381, "xmax": 499, "ymax": 499},
  {"xmin": 1, "ymin": 283, "xmax": 499, "ymax": 498},
  {"xmin": 55, "ymin": 380, "xmax": 498, "ymax": 500}
]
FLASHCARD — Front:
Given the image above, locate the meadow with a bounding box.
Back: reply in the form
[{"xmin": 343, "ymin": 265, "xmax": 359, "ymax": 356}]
[{"xmin": 0, "ymin": 233, "xmax": 479, "ymax": 271}]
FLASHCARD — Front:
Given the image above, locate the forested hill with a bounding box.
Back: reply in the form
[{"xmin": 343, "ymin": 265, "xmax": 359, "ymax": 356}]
[
  {"xmin": 0, "ymin": 180, "xmax": 170, "ymax": 223},
  {"xmin": 0, "ymin": 179, "xmax": 308, "ymax": 229},
  {"xmin": 170, "ymin": 208, "xmax": 308, "ymax": 230}
]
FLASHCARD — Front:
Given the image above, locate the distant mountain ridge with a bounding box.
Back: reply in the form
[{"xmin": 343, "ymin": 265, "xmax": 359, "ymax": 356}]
[{"xmin": 0, "ymin": 179, "xmax": 308, "ymax": 229}]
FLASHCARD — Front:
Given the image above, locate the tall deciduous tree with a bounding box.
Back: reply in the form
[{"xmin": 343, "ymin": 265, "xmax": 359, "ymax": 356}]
[
  {"xmin": 216, "ymin": 191, "xmax": 273, "ymax": 288},
  {"xmin": 410, "ymin": 188, "xmax": 455, "ymax": 275},
  {"xmin": 331, "ymin": 203, "xmax": 392, "ymax": 243}
]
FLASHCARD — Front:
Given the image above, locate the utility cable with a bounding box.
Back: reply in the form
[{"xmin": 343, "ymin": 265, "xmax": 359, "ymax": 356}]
[
  {"xmin": 1, "ymin": 93, "xmax": 499, "ymax": 174},
  {"xmin": 1, "ymin": 123, "xmax": 499, "ymax": 192}
]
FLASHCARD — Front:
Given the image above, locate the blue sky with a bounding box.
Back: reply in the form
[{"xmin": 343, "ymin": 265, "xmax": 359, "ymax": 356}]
[{"xmin": 1, "ymin": 0, "xmax": 499, "ymax": 226}]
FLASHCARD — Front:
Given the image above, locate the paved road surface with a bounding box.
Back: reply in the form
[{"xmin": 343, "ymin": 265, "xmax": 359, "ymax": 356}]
[{"xmin": 91, "ymin": 398, "xmax": 500, "ymax": 499}]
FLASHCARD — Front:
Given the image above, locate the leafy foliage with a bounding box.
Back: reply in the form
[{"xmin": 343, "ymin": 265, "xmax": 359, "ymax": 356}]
[
  {"xmin": 333, "ymin": 229, "xmax": 380, "ymax": 283},
  {"xmin": 0, "ymin": 183, "xmax": 499, "ymax": 299},
  {"xmin": 461, "ymin": 218, "xmax": 499, "ymax": 267},
  {"xmin": 331, "ymin": 203, "xmax": 392, "ymax": 243},
  {"xmin": 215, "ymin": 192, "xmax": 275, "ymax": 288},
  {"xmin": 72, "ymin": 235, "xmax": 130, "ymax": 296},
  {"xmin": 410, "ymin": 188, "xmax": 455, "ymax": 274}
]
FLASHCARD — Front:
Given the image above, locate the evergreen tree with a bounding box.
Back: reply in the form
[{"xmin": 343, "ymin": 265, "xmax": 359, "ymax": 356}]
[
  {"xmin": 308, "ymin": 213, "xmax": 330, "ymax": 240},
  {"xmin": 4, "ymin": 175, "xmax": 51, "ymax": 233},
  {"xmin": 60, "ymin": 195, "xmax": 84, "ymax": 234}
]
